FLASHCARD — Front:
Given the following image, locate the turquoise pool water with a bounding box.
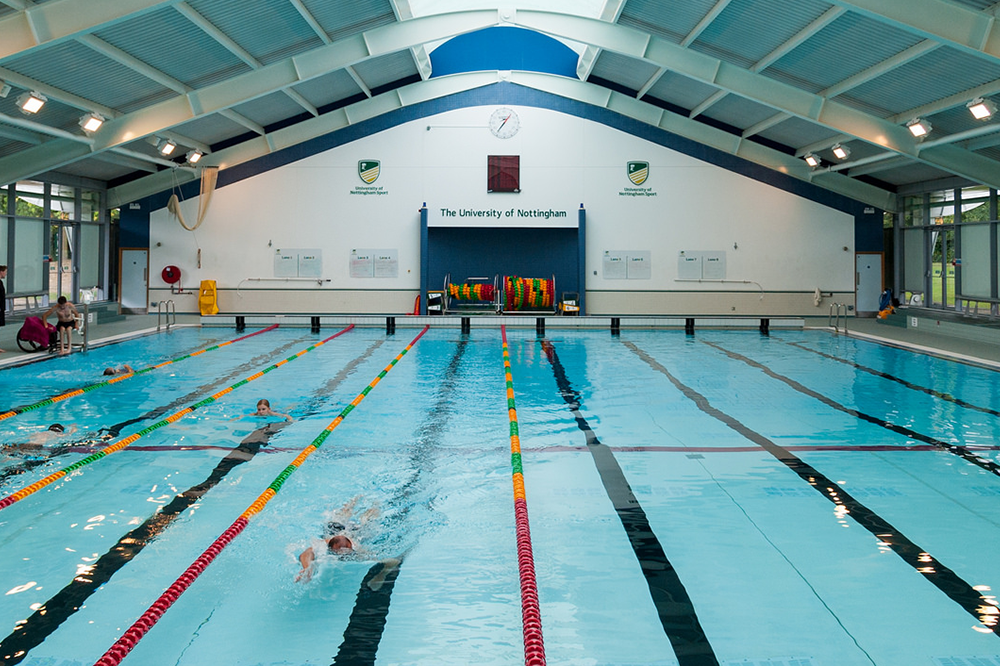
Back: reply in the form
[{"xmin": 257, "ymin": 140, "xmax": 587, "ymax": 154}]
[{"xmin": 1, "ymin": 326, "xmax": 998, "ymax": 666}]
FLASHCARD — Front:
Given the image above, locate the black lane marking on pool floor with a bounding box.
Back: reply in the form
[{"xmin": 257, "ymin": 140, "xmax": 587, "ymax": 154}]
[
  {"xmin": 331, "ymin": 336, "xmax": 470, "ymax": 665},
  {"xmin": 625, "ymin": 340, "xmax": 1000, "ymax": 638},
  {"xmin": 541, "ymin": 339, "xmax": 720, "ymax": 666},
  {"xmin": 0, "ymin": 422, "xmax": 288, "ymax": 666},
  {"xmin": 0, "ymin": 335, "xmax": 312, "ymax": 491},
  {"xmin": 701, "ymin": 340, "xmax": 1000, "ymax": 479},
  {"xmin": 785, "ymin": 339, "xmax": 1000, "ymax": 419},
  {"xmin": 0, "ymin": 339, "xmax": 385, "ymax": 666}
]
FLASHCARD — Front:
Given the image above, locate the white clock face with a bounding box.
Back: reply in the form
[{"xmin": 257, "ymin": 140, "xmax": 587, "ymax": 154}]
[{"xmin": 489, "ymin": 107, "xmax": 520, "ymax": 138}]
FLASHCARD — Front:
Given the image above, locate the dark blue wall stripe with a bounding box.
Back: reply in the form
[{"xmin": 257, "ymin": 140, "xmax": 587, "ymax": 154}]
[{"xmin": 142, "ymin": 82, "xmax": 880, "ymax": 252}]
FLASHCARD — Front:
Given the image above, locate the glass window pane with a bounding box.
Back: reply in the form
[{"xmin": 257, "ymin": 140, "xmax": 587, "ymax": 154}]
[
  {"xmin": 903, "ymin": 228, "xmax": 925, "ymax": 299},
  {"xmin": 51, "ymin": 183, "xmax": 74, "ymax": 221},
  {"xmin": 14, "ymin": 217, "xmax": 44, "ymax": 293},
  {"xmin": 15, "ymin": 181, "xmax": 44, "ymax": 217},
  {"xmin": 79, "ymin": 223, "xmax": 100, "ymax": 289},
  {"xmin": 0, "ymin": 217, "xmax": 6, "ymax": 265},
  {"xmin": 0, "ymin": 190, "xmax": 7, "ymax": 214},
  {"xmin": 960, "ymin": 223, "xmax": 991, "ymax": 298}
]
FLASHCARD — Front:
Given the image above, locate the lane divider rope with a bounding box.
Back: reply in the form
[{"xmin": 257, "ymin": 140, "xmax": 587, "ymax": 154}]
[
  {"xmin": 0, "ymin": 324, "xmax": 280, "ymax": 422},
  {"xmin": 501, "ymin": 326, "xmax": 547, "ymax": 666},
  {"xmin": 0, "ymin": 325, "xmax": 353, "ymax": 512},
  {"xmin": 92, "ymin": 325, "xmax": 429, "ymax": 666}
]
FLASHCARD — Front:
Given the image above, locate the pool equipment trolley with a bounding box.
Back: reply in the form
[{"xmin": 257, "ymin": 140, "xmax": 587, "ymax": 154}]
[
  {"xmin": 444, "ymin": 273, "xmax": 501, "ymax": 314},
  {"xmin": 502, "ymin": 274, "xmax": 557, "ymax": 314}
]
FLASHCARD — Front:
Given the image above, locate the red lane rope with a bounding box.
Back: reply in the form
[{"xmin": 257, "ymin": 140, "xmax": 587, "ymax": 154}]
[
  {"xmin": 501, "ymin": 325, "xmax": 546, "ymax": 665},
  {"xmin": 0, "ymin": 324, "xmax": 280, "ymax": 422},
  {"xmin": 93, "ymin": 326, "xmax": 430, "ymax": 666}
]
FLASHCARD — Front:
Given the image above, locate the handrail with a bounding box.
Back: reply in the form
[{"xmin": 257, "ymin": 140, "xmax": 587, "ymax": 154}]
[
  {"xmin": 828, "ymin": 302, "xmax": 848, "ymax": 334},
  {"xmin": 157, "ymin": 299, "xmax": 176, "ymax": 331}
]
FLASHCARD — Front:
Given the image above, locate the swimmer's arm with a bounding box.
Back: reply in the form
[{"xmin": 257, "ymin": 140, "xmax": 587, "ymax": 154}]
[{"xmin": 296, "ymin": 547, "xmax": 316, "ymax": 582}]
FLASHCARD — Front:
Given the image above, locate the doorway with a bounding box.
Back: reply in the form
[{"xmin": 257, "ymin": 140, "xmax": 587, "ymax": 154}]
[{"xmin": 120, "ymin": 248, "xmax": 148, "ymax": 314}]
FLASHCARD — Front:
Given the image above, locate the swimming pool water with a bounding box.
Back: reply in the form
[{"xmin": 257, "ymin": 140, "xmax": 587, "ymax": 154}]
[{"xmin": 1, "ymin": 326, "xmax": 999, "ymax": 666}]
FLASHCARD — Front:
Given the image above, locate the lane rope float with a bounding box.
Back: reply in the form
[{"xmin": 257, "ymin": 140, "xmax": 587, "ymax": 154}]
[
  {"xmin": 0, "ymin": 325, "xmax": 353, "ymax": 512},
  {"xmin": 92, "ymin": 325, "xmax": 429, "ymax": 666},
  {"xmin": 0, "ymin": 324, "xmax": 280, "ymax": 422},
  {"xmin": 501, "ymin": 326, "xmax": 547, "ymax": 666}
]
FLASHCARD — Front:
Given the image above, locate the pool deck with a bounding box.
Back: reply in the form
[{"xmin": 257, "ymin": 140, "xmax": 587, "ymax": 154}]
[{"xmin": 1, "ymin": 306, "xmax": 999, "ymax": 368}]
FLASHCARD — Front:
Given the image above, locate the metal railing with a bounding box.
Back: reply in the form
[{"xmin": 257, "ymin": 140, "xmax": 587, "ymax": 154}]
[
  {"xmin": 157, "ymin": 299, "xmax": 176, "ymax": 331},
  {"xmin": 828, "ymin": 302, "xmax": 848, "ymax": 334}
]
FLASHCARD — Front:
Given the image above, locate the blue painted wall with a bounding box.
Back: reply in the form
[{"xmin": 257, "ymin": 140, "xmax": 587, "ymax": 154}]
[{"xmin": 430, "ymin": 27, "xmax": 578, "ymax": 78}]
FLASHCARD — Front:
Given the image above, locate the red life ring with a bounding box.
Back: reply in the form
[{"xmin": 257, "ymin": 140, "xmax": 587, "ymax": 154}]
[{"xmin": 162, "ymin": 265, "xmax": 181, "ymax": 284}]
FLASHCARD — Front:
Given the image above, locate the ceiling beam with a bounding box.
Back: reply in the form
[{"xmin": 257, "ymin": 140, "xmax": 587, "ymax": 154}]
[
  {"xmin": 639, "ymin": 0, "xmax": 731, "ymax": 99},
  {"xmin": 0, "ymin": 10, "xmax": 500, "ymax": 184},
  {"xmin": 0, "ymin": 0, "xmax": 180, "ymax": 61},
  {"xmin": 829, "ymin": 0, "xmax": 1000, "ymax": 63},
  {"xmin": 0, "ymin": 1, "xmax": 31, "ymax": 10},
  {"xmin": 389, "ymin": 0, "xmax": 432, "ymax": 80},
  {"xmin": 516, "ymin": 11, "xmax": 1000, "ymax": 190},
  {"xmin": 576, "ymin": 0, "xmax": 629, "ymax": 82}
]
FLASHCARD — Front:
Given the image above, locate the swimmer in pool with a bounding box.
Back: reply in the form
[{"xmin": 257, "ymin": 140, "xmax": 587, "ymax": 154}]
[
  {"xmin": 103, "ymin": 364, "xmax": 134, "ymax": 376},
  {"xmin": 296, "ymin": 496, "xmax": 390, "ymax": 583},
  {"xmin": 250, "ymin": 398, "xmax": 292, "ymax": 422},
  {"xmin": 1, "ymin": 423, "xmax": 78, "ymax": 457}
]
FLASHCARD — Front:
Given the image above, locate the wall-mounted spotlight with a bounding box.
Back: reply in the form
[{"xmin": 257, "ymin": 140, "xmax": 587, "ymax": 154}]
[
  {"xmin": 0, "ymin": 80, "xmax": 10, "ymax": 98},
  {"xmin": 156, "ymin": 138, "xmax": 177, "ymax": 156},
  {"xmin": 831, "ymin": 143, "xmax": 851, "ymax": 160},
  {"xmin": 906, "ymin": 117, "xmax": 932, "ymax": 138},
  {"xmin": 78, "ymin": 112, "xmax": 105, "ymax": 133},
  {"xmin": 803, "ymin": 152, "xmax": 821, "ymax": 168},
  {"xmin": 186, "ymin": 150, "xmax": 203, "ymax": 164},
  {"xmin": 16, "ymin": 91, "xmax": 46, "ymax": 114},
  {"xmin": 967, "ymin": 97, "xmax": 997, "ymax": 121}
]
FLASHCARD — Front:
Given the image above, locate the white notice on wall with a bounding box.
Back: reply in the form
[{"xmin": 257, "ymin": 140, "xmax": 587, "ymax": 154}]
[
  {"xmin": 298, "ymin": 250, "xmax": 323, "ymax": 278},
  {"xmin": 373, "ymin": 250, "xmax": 399, "ymax": 278},
  {"xmin": 350, "ymin": 250, "xmax": 374, "ymax": 278},
  {"xmin": 677, "ymin": 252, "xmax": 703, "ymax": 279},
  {"xmin": 603, "ymin": 251, "xmax": 627, "ymax": 279},
  {"xmin": 626, "ymin": 251, "xmax": 651, "ymax": 279},
  {"xmin": 702, "ymin": 251, "xmax": 727, "ymax": 279},
  {"xmin": 274, "ymin": 251, "xmax": 298, "ymax": 278}
]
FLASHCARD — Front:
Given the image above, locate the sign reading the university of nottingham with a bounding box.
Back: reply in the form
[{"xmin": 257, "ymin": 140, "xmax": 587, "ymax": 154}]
[
  {"xmin": 352, "ymin": 160, "xmax": 388, "ymax": 196},
  {"xmin": 620, "ymin": 161, "xmax": 657, "ymax": 197}
]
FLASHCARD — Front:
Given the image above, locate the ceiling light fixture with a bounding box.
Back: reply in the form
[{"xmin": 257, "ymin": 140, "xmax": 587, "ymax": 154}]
[
  {"xmin": 16, "ymin": 91, "xmax": 46, "ymax": 114},
  {"xmin": 156, "ymin": 138, "xmax": 177, "ymax": 156},
  {"xmin": 967, "ymin": 97, "xmax": 997, "ymax": 121},
  {"xmin": 186, "ymin": 150, "xmax": 203, "ymax": 164},
  {"xmin": 831, "ymin": 143, "xmax": 851, "ymax": 160},
  {"xmin": 907, "ymin": 118, "xmax": 932, "ymax": 138},
  {"xmin": 803, "ymin": 152, "xmax": 821, "ymax": 168},
  {"xmin": 79, "ymin": 112, "xmax": 105, "ymax": 133}
]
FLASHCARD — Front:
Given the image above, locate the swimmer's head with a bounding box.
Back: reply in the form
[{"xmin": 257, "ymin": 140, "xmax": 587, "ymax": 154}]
[
  {"xmin": 48, "ymin": 423, "xmax": 65, "ymax": 433},
  {"xmin": 103, "ymin": 367, "xmax": 116, "ymax": 376},
  {"xmin": 255, "ymin": 399, "xmax": 271, "ymax": 415},
  {"xmin": 327, "ymin": 535, "xmax": 353, "ymax": 553}
]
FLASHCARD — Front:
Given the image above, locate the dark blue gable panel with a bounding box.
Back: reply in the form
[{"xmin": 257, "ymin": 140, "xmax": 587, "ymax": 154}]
[{"xmin": 430, "ymin": 27, "xmax": 579, "ymax": 79}]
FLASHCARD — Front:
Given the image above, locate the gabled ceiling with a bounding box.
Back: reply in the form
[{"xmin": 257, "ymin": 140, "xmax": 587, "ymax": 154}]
[{"xmin": 1, "ymin": 0, "xmax": 999, "ymax": 212}]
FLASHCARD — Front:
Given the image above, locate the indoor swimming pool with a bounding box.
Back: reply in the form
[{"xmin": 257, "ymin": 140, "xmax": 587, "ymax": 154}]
[{"xmin": 1, "ymin": 324, "xmax": 999, "ymax": 666}]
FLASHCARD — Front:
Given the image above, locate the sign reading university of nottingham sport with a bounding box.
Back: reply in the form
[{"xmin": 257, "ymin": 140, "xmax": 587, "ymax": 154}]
[
  {"xmin": 429, "ymin": 204, "xmax": 577, "ymax": 228},
  {"xmin": 620, "ymin": 161, "xmax": 657, "ymax": 197},
  {"xmin": 352, "ymin": 160, "xmax": 389, "ymax": 196}
]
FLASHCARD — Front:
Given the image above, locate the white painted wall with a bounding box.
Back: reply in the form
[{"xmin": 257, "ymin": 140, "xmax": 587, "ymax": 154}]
[{"xmin": 149, "ymin": 105, "xmax": 854, "ymax": 315}]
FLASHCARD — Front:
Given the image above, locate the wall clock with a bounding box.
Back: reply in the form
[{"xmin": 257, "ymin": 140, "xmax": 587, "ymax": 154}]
[{"xmin": 489, "ymin": 107, "xmax": 520, "ymax": 139}]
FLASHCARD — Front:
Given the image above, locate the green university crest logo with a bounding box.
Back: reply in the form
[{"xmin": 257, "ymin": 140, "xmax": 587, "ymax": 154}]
[
  {"xmin": 627, "ymin": 161, "xmax": 648, "ymax": 185},
  {"xmin": 358, "ymin": 160, "xmax": 380, "ymax": 184}
]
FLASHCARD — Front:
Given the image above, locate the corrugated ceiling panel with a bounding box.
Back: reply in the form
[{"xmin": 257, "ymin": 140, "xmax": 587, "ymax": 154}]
[
  {"xmin": 352, "ymin": 51, "xmax": 418, "ymax": 90},
  {"xmin": 171, "ymin": 112, "xmax": 252, "ymax": 146},
  {"xmin": 0, "ymin": 137, "xmax": 32, "ymax": 160},
  {"xmin": 591, "ymin": 51, "xmax": 660, "ymax": 93},
  {"xmin": 56, "ymin": 157, "xmax": 136, "ymax": 183},
  {"xmin": 874, "ymin": 161, "xmax": 953, "ymax": 187},
  {"xmin": 618, "ymin": 0, "xmax": 723, "ymax": 44},
  {"xmin": 766, "ymin": 12, "xmax": 925, "ymax": 94},
  {"xmin": 2, "ymin": 40, "xmax": 175, "ymax": 114},
  {"xmin": 701, "ymin": 94, "xmax": 778, "ymax": 132},
  {"xmin": 230, "ymin": 91, "xmax": 308, "ymax": 128},
  {"xmin": 0, "ymin": 6, "xmax": 15, "ymax": 19},
  {"xmin": 644, "ymin": 71, "xmax": 719, "ymax": 112},
  {"xmin": 691, "ymin": 0, "xmax": 832, "ymax": 68},
  {"xmin": 755, "ymin": 115, "xmax": 840, "ymax": 149},
  {"xmin": 300, "ymin": 0, "xmax": 396, "ymax": 43},
  {"xmin": 0, "ymin": 87, "xmax": 86, "ymax": 135},
  {"xmin": 94, "ymin": 6, "xmax": 253, "ymax": 90},
  {"xmin": 185, "ymin": 0, "xmax": 324, "ymax": 65},
  {"xmin": 925, "ymin": 103, "xmax": 996, "ymax": 139},
  {"xmin": 291, "ymin": 69, "xmax": 366, "ymax": 109},
  {"xmin": 843, "ymin": 47, "xmax": 1000, "ymax": 118}
]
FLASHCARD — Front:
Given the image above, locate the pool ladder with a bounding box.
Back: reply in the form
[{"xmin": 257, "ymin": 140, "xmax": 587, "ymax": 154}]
[
  {"xmin": 828, "ymin": 302, "xmax": 848, "ymax": 334},
  {"xmin": 157, "ymin": 299, "xmax": 176, "ymax": 331}
]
